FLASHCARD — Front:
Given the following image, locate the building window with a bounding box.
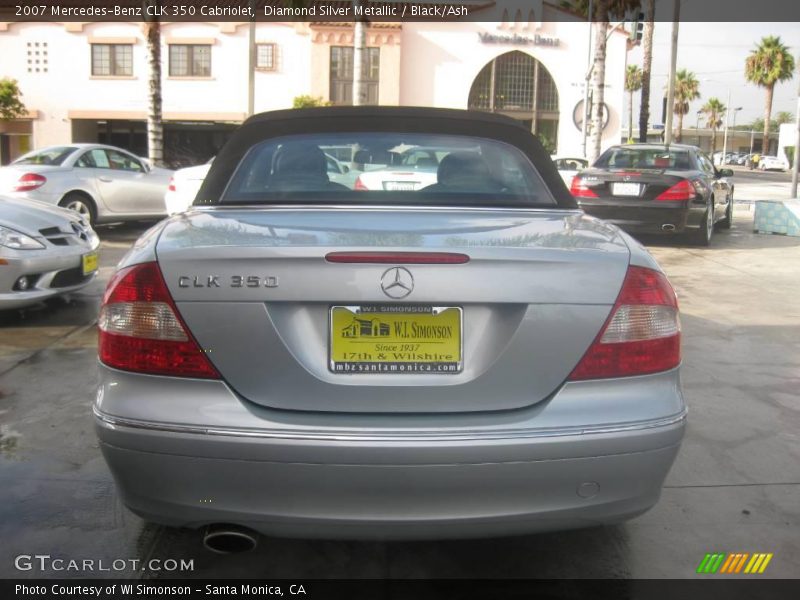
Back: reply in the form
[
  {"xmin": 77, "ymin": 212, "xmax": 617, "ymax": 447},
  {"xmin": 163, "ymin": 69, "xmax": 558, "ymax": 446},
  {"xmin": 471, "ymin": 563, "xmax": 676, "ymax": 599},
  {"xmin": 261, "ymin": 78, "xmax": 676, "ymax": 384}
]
[
  {"xmin": 169, "ymin": 44, "xmax": 211, "ymax": 77},
  {"xmin": 91, "ymin": 44, "xmax": 133, "ymax": 76},
  {"xmin": 329, "ymin": 46, "xmax": 379, "ymax": 105},
  {"xmin": 256, "ymin": 44, "xmax": 276, "ymax": 70},
  {"xmin": 468, "ymin": 51, "xmax": 560, "ymax": 152}
]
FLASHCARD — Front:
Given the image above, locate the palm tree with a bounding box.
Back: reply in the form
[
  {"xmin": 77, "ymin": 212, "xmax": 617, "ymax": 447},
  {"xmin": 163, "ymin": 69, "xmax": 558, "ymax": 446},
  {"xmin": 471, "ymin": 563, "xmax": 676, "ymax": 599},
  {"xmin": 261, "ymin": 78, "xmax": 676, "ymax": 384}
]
[
  {"xmin": 564, "ymin": 0, "xmax": 640, "ymax": 162},
  {"xmin": 702, "ymin": 98, "xmax": 726, "ymax": 155},
  {"xmin": 666, "ymin": 69, "xmax": 700, "ymax": 143},
  {"xmin": 143, "ymin": 0, "xmax": 162, "ymax": 167},
  {"xmin": 352, "ymin": 0, "xmax": 368, "ymax": 105},
  {"xmin": 638, "ymin": 0, "xmax": 654, "ymax": 142},
  {"xmin": 625, "ymin": 65, "xmax": 643, "ymax": 142},
  {"xmin": 745, "ymin": 36, "xmax": 795, "ymax": 155},
  {"xmin": 775, "ymin": 111, "xmax": 794, "ymax": 126}
]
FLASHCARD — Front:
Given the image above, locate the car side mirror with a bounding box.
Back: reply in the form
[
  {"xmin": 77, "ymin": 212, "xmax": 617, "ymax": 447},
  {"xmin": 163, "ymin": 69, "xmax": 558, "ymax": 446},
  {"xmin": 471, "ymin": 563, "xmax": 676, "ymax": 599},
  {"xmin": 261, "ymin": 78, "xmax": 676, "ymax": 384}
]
[
  {"xmin": 342, "ymin": 165, "xmax": 350, "ymax": 174},
  {"xmin": 718, "ymin": 169, "xmax": 734, "ymax": 178}
]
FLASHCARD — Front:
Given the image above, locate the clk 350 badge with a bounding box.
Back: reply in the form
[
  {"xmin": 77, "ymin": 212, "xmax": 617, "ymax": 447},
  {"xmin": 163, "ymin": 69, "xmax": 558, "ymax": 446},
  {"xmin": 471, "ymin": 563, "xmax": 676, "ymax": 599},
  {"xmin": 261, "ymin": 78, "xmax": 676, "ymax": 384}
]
[{"xmin": 178, "ymin": 276, "xmax": 279, "ymax": 288}]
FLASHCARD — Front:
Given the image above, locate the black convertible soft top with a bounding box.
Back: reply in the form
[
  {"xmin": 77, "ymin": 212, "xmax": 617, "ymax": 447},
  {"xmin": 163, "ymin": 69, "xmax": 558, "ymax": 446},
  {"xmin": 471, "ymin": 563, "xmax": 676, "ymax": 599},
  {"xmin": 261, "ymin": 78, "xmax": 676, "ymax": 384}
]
[{"xmin": 196, "ymin": 106, "xmax": 578, "ymax": 210}]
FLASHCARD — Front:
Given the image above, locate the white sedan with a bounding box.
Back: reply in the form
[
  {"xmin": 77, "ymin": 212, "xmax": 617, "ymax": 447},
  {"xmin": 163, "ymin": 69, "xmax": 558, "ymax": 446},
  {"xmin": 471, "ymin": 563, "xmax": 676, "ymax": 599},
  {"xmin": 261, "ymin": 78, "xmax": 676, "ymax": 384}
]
[
  {"xmin": 0, "ymin": 195, "xmax": 99, "ymax": 310},
  {"xmin": 552, "ymin": 156, "xmax": 588, "ymax": 188},
  {"xmin": 0, "ymin": 144, "xmax": 173, "ymax": 225},
  {"xmin": 165, "ymin": 155, "xmax": 356, "ymax": 215},
  {"xmin": 759, "ymin": 155, "xmax": 790, "ymax": 172},
  {"xmin": 165, "ymin": 160, "xmax": 213, "ymax": 215}
]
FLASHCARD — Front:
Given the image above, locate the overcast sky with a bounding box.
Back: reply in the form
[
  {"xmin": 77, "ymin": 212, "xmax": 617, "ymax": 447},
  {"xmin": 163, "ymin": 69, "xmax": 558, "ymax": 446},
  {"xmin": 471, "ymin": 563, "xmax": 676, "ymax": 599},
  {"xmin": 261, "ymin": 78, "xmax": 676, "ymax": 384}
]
[{"xmin": 626, "ymin": 21, "xmax": 799, "ymax": 128}]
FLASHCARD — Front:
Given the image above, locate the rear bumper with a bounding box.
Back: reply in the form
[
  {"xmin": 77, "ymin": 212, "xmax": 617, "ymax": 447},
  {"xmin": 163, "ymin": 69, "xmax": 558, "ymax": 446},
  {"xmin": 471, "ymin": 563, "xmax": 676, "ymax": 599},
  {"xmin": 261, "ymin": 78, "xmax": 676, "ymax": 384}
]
[
  {"xmin": 97, "ymin": 429, "xmax": 682, "ymax": 539},
  {"xmin": 94, "ymin": 366, "xmax": 686, "ymax": 539},
  {"xmin": 579, "ymin": 201, "xmax": 705, "ymax": 234}
]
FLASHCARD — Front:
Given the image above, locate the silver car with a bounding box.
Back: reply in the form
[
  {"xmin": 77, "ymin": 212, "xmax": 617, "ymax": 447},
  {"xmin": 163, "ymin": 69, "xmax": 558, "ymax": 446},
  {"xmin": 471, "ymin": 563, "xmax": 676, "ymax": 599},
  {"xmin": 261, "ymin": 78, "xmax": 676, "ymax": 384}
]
[
  {"xmin": 94, "ymin": 108, "xmax": 685, "ymax": 546},
  {"xmin": 0, "ymin": 195, "xmax": 99, "ymax": 310},
  {"xmin": 0, "ymin": 144, "xmax": 173, "ymax": 225}
]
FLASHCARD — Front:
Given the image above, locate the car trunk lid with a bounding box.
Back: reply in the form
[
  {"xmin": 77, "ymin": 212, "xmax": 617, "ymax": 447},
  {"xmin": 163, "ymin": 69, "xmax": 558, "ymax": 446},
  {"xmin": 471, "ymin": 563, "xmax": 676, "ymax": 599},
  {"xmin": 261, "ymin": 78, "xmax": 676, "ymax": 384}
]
[
  {"xmin": 154, "ymin": 208, "xmax": 631, "ymax": 413},
  {"xmin": 576, "ymin": 168, "xmax": 690, "ymax": 202}
]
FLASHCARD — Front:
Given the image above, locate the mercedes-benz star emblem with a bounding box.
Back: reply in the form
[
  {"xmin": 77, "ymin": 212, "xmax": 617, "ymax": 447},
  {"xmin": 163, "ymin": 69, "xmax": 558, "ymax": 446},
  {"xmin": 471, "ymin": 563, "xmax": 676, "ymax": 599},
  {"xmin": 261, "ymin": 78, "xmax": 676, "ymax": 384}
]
[{"xmin": 380, "ymin": 267, "xmax": 414, "ymax": 299}]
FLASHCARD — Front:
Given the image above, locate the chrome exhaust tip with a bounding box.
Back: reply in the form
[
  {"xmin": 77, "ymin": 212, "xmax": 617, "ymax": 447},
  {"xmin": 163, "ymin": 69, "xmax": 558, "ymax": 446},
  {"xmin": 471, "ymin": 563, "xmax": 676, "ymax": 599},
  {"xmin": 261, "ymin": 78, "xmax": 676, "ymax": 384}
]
[
  {"xmin": 202, "ymin": 524, "xmax": 259, "ymax": 554},
  {"xmin": 661, "ymin": 224, "xmax": 676, "ymax": 232}
]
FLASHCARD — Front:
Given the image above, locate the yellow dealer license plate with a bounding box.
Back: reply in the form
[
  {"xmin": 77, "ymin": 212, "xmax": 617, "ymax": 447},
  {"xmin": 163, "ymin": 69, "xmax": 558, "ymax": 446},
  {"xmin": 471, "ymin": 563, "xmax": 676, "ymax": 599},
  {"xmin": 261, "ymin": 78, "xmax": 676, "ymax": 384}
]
[
  {"xmin": 329, "ymin": 305, "xmax": 462, "ymax": 374},
  {"xmin": 81, "ymin": 252, "xmax": 98, "ymax": 276}
]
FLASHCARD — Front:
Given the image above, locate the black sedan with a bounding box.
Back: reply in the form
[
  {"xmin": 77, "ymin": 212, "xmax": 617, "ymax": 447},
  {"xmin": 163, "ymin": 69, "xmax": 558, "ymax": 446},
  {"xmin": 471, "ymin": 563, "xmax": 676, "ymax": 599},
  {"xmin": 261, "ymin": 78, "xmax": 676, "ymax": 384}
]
[{"xmin": 570, "ymin": 144, "xmax": 734, "ymax": 246}]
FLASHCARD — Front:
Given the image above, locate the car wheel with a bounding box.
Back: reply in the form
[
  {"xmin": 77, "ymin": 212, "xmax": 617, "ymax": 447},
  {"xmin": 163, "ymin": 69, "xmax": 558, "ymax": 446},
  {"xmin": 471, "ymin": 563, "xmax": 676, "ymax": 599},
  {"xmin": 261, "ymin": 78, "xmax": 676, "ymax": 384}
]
[
  {"xmin": 718, "ymin": 194, "xmax": 733, "ymax": 229},
  {"xmin": 59, "ymin": 194, "xmax": 96, "ymax": 225},
  {"xmin": 691, "ymin": 203, "xmax": 714, "ymax": 247}
]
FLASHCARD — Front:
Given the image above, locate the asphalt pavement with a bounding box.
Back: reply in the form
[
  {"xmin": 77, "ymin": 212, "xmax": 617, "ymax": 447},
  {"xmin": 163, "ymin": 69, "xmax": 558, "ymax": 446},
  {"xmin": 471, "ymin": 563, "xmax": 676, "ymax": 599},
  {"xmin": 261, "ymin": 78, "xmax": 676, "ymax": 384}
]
[
  {"xmin": 726, "ymin": 165, "xmax": 799, "ymax": 201},
  {"xmin": 1, "ymin": 181, "xmax": 798, "ymax": 579}
]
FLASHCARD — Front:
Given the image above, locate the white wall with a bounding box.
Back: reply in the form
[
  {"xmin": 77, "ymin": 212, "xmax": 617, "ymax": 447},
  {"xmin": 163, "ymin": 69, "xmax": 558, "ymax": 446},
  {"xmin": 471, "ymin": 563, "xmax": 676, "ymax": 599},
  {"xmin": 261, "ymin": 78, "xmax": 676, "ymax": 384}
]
[
  {"xmin": 0, "ymin": 21, "xmax": 314, "ymax": 148},
  {"xmin": 399, "ymin": 19, "xmax": 626, "ymax": 157},
  {"xmin": 778, "ymin": 122, "xmax": 797, "ymax": 163}
]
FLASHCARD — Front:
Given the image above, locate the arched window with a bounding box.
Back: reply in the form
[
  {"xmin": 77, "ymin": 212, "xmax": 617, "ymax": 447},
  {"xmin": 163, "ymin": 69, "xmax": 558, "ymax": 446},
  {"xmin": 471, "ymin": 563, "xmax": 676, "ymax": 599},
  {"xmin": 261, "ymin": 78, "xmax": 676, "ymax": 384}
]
[{"xmin": 468, "ymin": 51, "xmax": 560, "ymax": 152}]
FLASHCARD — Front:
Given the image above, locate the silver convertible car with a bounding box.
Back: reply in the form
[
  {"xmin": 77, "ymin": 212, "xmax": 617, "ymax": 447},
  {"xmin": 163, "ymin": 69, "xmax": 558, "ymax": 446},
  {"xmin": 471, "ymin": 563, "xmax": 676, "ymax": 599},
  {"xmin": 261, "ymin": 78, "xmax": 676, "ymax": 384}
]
[
  {"xmin": 0, "ymin": 144, "xmax": 172, "ymax": 225},
  {"xmin": 94, "ymin": 108, "xmax": 685, "ymax": 548},
  {"xmin": 1, "ymin": 195, "xmax": 99, "ymax": 310}
]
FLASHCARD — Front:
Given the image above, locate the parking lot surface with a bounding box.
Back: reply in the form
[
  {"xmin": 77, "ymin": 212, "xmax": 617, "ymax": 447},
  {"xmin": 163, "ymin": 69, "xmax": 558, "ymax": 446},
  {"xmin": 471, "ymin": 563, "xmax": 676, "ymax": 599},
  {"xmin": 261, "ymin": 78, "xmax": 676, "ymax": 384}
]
[{"xmin": 1, "ymin": 180, "xmax": 798, "ymax": 579}]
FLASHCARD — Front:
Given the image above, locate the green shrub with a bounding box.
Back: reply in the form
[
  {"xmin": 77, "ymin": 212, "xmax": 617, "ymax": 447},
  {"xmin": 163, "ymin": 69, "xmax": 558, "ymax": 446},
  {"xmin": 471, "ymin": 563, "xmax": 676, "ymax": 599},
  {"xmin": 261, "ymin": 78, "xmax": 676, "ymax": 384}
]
[{"xmin": 292, "ymin": 95, "xmax": 331, "ymax": 109}]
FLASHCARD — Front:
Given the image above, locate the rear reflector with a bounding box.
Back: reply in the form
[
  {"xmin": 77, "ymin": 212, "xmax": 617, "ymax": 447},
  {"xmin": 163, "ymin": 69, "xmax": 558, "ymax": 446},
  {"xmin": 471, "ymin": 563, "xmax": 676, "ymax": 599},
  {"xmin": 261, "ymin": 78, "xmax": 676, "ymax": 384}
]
[
  {"xmin": 13, "ymin": 173, "xmax": 47, "ymax": 192},
  {"xmin": 167, "ymin": 177, "xmax": 176, "ymax": 192},
  {"xmin": 569, "ymin": 266, "xmax": 680, "ymax": 380},
  {"xmin": 354, "ymin": 176, "xmax": 368, "ymax": 191},
  {"xmin": 569, "ymin": 176, "xmax": 598, "ymax": 198},
  {"xmin": 326, "ymin": 251, "xmax": 470, "ymax": 264},
  {"xmin": 98, "ymin": 262, "xmax": 220, "ymax": 379},
  {"xmin": 655, "ymin": 179, "xmax": 695, "ymax": 201}
]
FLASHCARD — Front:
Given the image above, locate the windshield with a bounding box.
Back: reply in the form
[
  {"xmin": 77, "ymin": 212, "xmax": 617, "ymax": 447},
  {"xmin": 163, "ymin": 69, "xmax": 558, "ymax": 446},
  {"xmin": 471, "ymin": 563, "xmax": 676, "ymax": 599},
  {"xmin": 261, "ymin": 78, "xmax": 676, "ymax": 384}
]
[
  {"xmin": 221, "ymin": 133, "xmax": 556, "ymax": 208},
  {"xmin": 13, "ymin": 147, "xmax": 78, "ymax": 166},
  {"xmin": 595, "ymin": 147, "xmax": 694, "ymax": 170}
]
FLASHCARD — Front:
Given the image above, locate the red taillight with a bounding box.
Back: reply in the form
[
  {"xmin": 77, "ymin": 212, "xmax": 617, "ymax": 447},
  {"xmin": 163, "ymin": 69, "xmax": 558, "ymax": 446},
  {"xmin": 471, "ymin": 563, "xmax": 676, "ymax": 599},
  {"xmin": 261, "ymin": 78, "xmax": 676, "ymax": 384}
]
[
  {"xmin": 354, "ymin": 176, "xmax": 368, "ymax": 191},
  {"xmin": 98, "ymin": 262, "xmax": 220, "ymax": 379},
  {"xmin": 326, "ymin": 251, "xmax": 470, "ymax": 264},
  {"xmin": 13, "ymin": 173, "xmax": 47, "ymax": 192},
  {"xmin": 167, "ymin": 177, "xmax": 176, "ymax": 192},
  {"xmin": 569, "ymin": 266, "xmax": 680, "ymax": 380},
  {"xmin": 655, "ymin": 179, "xmax": 695, "ymax": 201},
  {"xmin": 570, "ymin": 176, "xmax": 598, "ymax": 198}
]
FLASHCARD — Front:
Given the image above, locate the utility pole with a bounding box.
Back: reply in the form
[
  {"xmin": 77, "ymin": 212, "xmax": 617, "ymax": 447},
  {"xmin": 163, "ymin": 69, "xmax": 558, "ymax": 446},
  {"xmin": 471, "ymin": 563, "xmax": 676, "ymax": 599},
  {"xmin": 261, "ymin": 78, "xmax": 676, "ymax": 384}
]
[
  {"xmin": 663, "ymin": 0, "xmax": 680, "ymax": 145},
  {"xmin": 792, "ymin": 55, "xmax": 800, "ymax": 199},
  {"xmin": 722, "ymin": 89, "xmax": 731, "ymax": 161}
]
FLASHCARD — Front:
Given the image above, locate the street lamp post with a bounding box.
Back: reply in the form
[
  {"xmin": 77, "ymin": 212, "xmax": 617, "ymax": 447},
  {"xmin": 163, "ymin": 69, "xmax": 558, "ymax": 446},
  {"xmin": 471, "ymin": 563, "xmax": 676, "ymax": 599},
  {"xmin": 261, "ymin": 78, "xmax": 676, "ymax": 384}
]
[
  {"xmin": 722, "ymin": 107, "xmax": 742, "ymax": 156},
  {"xmin": 695, "ymin": 109, "xmax": 703, "ymax": 146},
  {"xmin": 721, "ymin": 89, "xmax": 732, "ymax": 163},
  {"xmin": 792, "ymin": 54, "xmax": 799, "ymax": 199},
  {"xmin": 732, "ymin": 107, "xmax": 742, "ymax": 130}
]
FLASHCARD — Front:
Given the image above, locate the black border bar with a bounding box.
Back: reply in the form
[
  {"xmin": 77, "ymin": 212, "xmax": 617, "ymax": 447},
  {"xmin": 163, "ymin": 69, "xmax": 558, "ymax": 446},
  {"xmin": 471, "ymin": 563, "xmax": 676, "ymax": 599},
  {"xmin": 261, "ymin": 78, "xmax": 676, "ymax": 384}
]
[
  {"xmin": 1, "ymin": 0, "xmax": 799, "ymax": 23},
  {"xmin": 5, "ymin": 579, "xmax": 800, "ymax": 600}
]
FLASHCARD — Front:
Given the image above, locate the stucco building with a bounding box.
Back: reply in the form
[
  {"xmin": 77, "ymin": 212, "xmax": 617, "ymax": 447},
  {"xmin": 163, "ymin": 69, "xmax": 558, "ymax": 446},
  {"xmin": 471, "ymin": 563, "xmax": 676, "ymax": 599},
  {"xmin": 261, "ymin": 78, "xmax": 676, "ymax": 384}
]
[{"xmin": 0, "ymin": 0, "xmax": 629, "ymax": 166}]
